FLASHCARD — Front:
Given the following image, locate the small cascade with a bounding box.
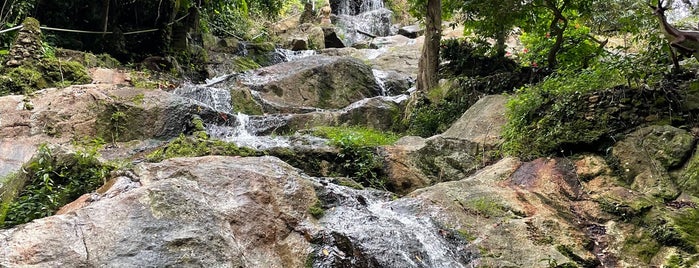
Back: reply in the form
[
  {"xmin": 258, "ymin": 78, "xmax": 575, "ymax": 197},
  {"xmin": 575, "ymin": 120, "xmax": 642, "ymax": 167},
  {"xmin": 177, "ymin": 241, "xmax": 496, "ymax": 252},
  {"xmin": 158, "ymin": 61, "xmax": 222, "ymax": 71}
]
[
  {"xmin": 173, "ymin": 83, "xmax": 232, "ymax": 113},
  {"xmin": 372, "ymin": 69, "xmax": 389, "ymax": 96},
  {"xmin": 333, "ymin": 0, "xmax": 384, "ymax": 16},
  {"xmin": 311, "ymin": 180, "xmax": 477, "ymax": 267},
  {"xmin": 275, "ymin": 48, "xmax": 317, "ymax": 62}
]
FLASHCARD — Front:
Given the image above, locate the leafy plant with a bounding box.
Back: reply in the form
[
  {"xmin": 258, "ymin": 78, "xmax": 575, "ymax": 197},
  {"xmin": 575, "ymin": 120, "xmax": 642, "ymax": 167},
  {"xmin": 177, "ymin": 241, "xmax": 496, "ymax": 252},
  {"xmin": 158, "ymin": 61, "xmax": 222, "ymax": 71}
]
[
  {"xmin": 1, "ymin": 144, "xmax": 112, "ymax": 228},
  {"xmin": 312, "ymin": 127, "xmax": 398, "ymax": 189},
  {"xmin": 502, "ymin": 64, "xmax": 626, "ymax": 158}
]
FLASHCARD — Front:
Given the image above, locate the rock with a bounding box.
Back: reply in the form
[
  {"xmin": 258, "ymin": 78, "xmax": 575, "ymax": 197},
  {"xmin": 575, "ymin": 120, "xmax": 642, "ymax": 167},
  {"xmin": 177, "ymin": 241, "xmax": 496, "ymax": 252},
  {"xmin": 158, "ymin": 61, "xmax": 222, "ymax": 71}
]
[
  {"xmin": 612, "ymin": 125, "xmax": 694, "ymax": 200},
  {"xmin": 307, "ymin": 26, "xmax": 326, "ymax": 50},
  {"xmin": 373, "ymin": 69, "xmax": 413, "ymax": 95},
  {"xmin": 0, "ymin": 140, "xmax": 36, "ymax": 177},
  {"xmin": 239, "ymin": 56, "xmax": 381, "ymax": 113},
  {"xmin": 322, "ymin": 27, "xmax": 345, "ymax": 48},
  {"xmin": 414, "ymin": 95, "xmax": 508, "ymax": 182},
  {"xmin": 405, "ymin": 157, "xmax": 601, "ymax": 267},
  {"xmin": 5, "ymin": 17, "xmax": 42, "ymax": 67},
  {"xmin": 331, "ymin": 8, "xmax": 393, "ymax": 46},
  {"xmin": 397, "ymin": 25, "xmax": 423, "ymax": 38},
  {"xmin": 283, "ymin": 96, "xmax": 406, "ymax": 132},
  {"xmin": 0, "ymin": 85, "xmax": 230, "ymax": 145},
  {"xmin": 290, "ymin": 37, "xmax": 309, "ymax": 51},
  {"xmin": 673, "ymin": 144, "xmax": 699, "ymax": 197},
  {"xmin": 0, "ymin": 156, "xmax": 319, "ymax": 267},
  {"xmin": 379, "ymin": 136, "xmax": 430, "ymax": 195},
  {"xmin": 442, "ymin": 95, "xmax": 508, "ymax": 146}
]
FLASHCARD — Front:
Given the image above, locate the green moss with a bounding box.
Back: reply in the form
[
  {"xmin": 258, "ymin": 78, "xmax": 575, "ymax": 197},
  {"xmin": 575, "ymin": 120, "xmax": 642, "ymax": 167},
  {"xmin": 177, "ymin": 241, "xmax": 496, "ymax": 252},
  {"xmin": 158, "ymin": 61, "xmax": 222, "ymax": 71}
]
[
  {"xmin": 230, "ymin": 88, "xmax": 263, "ymax": 115},
  {"xmin": 336, "ymin": 178, "xmax": 364, "ymax": 190},
  {"xmin": 623, "ymin": 229, "xmax": 662, "ymax": 263},
  {"xmin": 82, "ymin": 52, "xmax": 121, "ymax": 68},
  {"xmin": 457, "ymin": 229, "xmax": 477, "ymax": 242},
  {"xmin": 0, "ymin": 66, "xmax": 46, "ymax": 94},
  {"xmin": 132, "ymin": 93, "xmax": 145, "ymax": 106},
  {"xmin": 665, "ymin": 208, "xmax": 699, "ymax": 253},
  {"xmin": 146, "ymin": 134, "xmax": 261, "ymax": 162},
  {"xmin": 464, "ymin": 196, "xmax": 510, "ymax": 218},
  {"xmin": 191, "ymin": 116, "xmax": 206, "ymax": 132},
  {"xmin": 311, "ymin": 126, "xmax": 398, "ymax": 189},
  {"xmin": 232, "ymin": 57, "xmax": 261, "ymax": 72},
  {"xmin": 312, "ymin": 126, "xmax": 399, "ymax": 147},
  {"xmin": 39, "ymin": 58, "xmax": 91, "ymax": 86},
  {"xmin": 308, "ymin": 200, "xmax": 324, "ymax": 219}
]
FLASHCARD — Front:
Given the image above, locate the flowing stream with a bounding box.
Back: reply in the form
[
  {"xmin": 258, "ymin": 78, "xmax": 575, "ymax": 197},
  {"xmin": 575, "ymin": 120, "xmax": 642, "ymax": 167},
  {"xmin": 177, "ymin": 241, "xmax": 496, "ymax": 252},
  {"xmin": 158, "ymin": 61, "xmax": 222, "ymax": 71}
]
[{"xmin": 166, "ymin": 1, "xmax": 472, "ymax": 264}]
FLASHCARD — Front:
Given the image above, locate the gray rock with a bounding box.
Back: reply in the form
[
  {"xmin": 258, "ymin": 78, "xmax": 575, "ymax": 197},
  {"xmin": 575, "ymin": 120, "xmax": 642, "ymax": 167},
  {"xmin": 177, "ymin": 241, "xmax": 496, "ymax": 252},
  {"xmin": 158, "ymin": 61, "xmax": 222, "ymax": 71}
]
[
  {"xmin": 239, "ymin": 55, "xmax": 381, "ymax": 113},
  {"xmin": 0, "ymin": 156, "xmax": 319, "ymax": 267},
  {"xmin": 398, "ymin": 25, "xmax": 423, "ymax": 38},
  {"xmin": 414, "ymin": 95, "xmax": 508, "ymax": 183}
]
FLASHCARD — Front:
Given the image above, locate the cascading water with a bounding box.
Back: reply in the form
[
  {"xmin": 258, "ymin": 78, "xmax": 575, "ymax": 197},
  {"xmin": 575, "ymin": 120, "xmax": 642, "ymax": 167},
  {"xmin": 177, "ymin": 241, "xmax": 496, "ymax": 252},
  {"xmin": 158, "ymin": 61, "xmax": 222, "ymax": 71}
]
[
  {"xmin": 333, "ymin": 0, "xmax": 384, "ymax": 16},
  {"xmin": 310, "ymin": 179, "xmax": 478, "ymax": 267},
  {"xmin": 330, "ymin": 0, "xmax": 394, "ymax": 46},
  {"xmin": 173, "ymin": 83, "xmax": 233, "ymax": 112}
]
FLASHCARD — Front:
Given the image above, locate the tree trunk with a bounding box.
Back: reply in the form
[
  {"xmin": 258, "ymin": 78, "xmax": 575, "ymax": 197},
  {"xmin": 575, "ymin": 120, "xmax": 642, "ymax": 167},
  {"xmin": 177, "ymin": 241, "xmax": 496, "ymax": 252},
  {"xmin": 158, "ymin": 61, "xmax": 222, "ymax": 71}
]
[{"xmin": 417, "ymin": 0, "xmax": 441, "ymax": 92}]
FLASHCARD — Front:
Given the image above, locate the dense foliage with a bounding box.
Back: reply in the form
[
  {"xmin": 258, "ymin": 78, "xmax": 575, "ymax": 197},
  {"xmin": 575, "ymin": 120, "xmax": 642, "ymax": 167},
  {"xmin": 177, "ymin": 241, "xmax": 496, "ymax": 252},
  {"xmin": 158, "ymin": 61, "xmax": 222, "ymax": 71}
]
[
  {"xmin": 0, "ymin": 144, "xmax": 112, "ymax": 228},
  {"xmin": 312, "ymin": 127, "xmax": 399, "ymax": 189}
]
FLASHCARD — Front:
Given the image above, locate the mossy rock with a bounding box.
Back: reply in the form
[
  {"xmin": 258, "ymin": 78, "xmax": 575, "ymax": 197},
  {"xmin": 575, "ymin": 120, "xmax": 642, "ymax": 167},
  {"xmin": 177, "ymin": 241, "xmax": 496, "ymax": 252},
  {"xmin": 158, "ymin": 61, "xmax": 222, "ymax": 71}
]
[
  {"xmin": 230, "ymin": 86, "xmax": 264, "ymax": 115},
  {"xmin": 39, "ymin": 59, "xmax": 91, "ymax": 86},
  {"xmin": 612, "ymin": 125, "xmax": 692, "ymax": 200},
  {"xmin": 674, "ymin": 144, "xmax": 699, "ymax": 198},
  {"xmin": 0, "ymin": 66, "xmax": 47, "ymax": 94},
  {"xmin": 504, "ymin": 84, "xmax": 686, "ymax": 159},
  {"xmin": 145, "ymin": 134, "xmax": 261, "ymax": 162}
]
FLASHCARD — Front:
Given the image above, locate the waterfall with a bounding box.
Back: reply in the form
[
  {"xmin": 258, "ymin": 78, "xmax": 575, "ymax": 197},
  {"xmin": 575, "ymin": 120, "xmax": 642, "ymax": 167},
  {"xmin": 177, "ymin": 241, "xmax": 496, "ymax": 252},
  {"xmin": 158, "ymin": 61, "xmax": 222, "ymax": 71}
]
[
  {"xmin": 330, "ymin": 0, "xmax": 393, "ymax": 46},
  {"xmin": 313, "ymin": 180, "xmax": 477, "ymax": 267},
  {"xmin": 334, "ymin": 0, "xmax": 385, "ymax": 16},
  {"xmin": 173, "ymin": 83, "xmax": 232, "ymax": 113}
]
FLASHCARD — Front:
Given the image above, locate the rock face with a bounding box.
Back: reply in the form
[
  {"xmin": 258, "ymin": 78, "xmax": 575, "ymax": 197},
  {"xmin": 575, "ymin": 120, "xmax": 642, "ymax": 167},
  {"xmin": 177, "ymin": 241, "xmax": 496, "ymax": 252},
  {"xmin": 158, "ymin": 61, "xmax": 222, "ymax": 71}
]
[
  {"xmin": 612, "ymin": 125, "xmax": 694, "ymax": 200},
  {"xmin": 0, "ymin": 84, "xmax": 237, "ymax": 178},
  {"xmin": 0, "ymin": 156, "xmax": 319, "ymax": 267},
  {"xmin": 239, "ymin": 56, "xmax": 381, "ymax": 113}
]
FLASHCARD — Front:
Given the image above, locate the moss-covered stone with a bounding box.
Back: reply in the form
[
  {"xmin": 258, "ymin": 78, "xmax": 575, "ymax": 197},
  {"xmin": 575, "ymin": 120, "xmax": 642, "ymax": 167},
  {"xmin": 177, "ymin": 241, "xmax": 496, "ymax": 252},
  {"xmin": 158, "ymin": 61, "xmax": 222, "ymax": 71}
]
[
  {"xmin": 39, "ymin": 58, "xmax": 92, "ymax": 86},
  {"xmin": 675, "ymin": 144, "xmax": 699, "ymax": 198},
  {"xmin": 0, "ymin": 66, "xmax": 46, "ymax": 94},
  {"xmin": 145, "ymin": 134, "xmax": 261, "ymax": 162},
  {"xmin": 612, "ymin": 125, "xmax": 692, "ymax": 200},
  {"xmin": 230, "ymin": 87, "xmax": 263, "ymax": 115}
]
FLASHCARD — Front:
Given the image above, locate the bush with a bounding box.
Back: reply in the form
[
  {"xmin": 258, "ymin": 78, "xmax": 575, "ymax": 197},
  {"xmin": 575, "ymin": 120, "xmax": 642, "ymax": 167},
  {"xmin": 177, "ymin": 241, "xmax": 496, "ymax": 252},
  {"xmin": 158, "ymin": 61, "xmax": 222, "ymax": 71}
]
[
  {"xmin": 1, "ymin": 144, "xmax": 112, "ymax": 228},
  {"xmin": 501, "ymin": 64, "xmax": 628, "ymax": 158},
  {"xmin": 312, "ymin": 127, "xmax": 399, "ymax": 189}
]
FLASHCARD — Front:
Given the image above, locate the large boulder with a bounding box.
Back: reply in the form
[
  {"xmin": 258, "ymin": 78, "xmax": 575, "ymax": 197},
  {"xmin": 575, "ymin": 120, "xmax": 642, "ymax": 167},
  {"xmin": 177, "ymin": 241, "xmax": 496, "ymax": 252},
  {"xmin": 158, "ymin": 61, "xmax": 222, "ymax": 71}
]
[
  {"xmin": 414, "ymin": 95, "xmax": 508, "ymax": 183},
  {"xmin": 239, "ymin": 56, "xmax": 381, "ymax": 113},
  {"xmin": 0, "ymin": 156, "xmax": 319, "ymax": 267},
  {"xmin": 283, "ymin": 95, "xmax": 406, "ymax": 132},
  {"xmin": 612, "ymin": 125, "xmax": 694, "ymax": 200}
]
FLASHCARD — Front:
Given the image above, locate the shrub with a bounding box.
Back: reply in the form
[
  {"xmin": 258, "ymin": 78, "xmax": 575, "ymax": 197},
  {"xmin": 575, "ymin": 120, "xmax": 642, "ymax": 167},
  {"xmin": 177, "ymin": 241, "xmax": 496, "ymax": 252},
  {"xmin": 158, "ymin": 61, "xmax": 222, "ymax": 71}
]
[
  {"xmin": 1, "ymin": 144, "xmax": 112, "ymax": 228},
  {"xmin": 502, "ymin": 64, "xmax": 626, "ymax": 158},
  {"xmin": 312, "ymin": 126, "xmax": 398, "ymax": 189}
]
